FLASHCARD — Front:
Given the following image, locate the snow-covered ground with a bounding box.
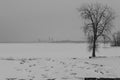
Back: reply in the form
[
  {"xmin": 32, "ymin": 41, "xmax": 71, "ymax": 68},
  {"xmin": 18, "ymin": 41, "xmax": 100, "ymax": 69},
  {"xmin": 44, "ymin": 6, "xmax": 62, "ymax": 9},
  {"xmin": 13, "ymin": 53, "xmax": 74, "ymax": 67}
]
[
  {"xmin": 0, "ymin": 57, "xmax": 120, "ymax": 80},
  {"xmin": 0, "ymin": 43, "xmax": 118, "ymax": 58},
  {"xmin": 0, "ymin": 43, "xmax": 119, "ymax": 80}
]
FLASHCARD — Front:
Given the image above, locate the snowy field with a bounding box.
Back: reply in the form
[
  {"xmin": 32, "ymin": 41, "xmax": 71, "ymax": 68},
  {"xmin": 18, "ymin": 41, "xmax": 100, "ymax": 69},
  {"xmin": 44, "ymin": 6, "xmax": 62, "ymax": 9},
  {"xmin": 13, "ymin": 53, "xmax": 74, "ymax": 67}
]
[
  {"xmin": 0, "ymin": 43, "xmax": 118, "ymax": 58},
  {"xmin": 0, "ymin": 43, "xmax": 120, "ymax": 80}
]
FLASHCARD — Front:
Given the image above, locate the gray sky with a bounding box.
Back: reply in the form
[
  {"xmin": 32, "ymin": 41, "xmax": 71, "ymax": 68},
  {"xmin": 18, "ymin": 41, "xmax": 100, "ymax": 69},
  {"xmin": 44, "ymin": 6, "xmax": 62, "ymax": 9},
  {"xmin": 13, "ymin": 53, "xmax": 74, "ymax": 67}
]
[{"xmin": 0, "ymin": 0, "xmax": 120, "ymax": 42}]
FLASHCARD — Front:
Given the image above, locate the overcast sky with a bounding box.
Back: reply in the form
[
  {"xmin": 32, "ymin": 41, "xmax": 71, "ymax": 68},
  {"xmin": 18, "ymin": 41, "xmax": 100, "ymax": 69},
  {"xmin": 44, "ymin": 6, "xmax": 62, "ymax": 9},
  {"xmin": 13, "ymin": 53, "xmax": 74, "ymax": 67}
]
[{"xmin": 0, "ymin": 0, "xmax": 120, "ymax": 42}]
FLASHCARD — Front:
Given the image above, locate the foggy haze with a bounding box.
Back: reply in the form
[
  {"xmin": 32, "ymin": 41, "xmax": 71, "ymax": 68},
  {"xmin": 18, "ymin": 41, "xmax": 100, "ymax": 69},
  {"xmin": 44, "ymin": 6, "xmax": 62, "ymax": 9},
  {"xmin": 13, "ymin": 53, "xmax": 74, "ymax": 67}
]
[{"xmin": 0, "ymin": 0, "xmax": 119, "ymax": 42}]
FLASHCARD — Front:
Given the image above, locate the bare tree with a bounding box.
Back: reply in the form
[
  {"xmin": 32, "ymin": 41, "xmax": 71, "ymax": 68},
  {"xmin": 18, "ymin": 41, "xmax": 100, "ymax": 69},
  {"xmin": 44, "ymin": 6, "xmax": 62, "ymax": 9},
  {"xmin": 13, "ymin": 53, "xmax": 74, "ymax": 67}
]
[
  {"xmin": 77, "ymin": 3, "xmax": 115, "ymax": 58},
  {"xmin": 112, "ymin": 31, "xmax": 120, "ymax": 46}
]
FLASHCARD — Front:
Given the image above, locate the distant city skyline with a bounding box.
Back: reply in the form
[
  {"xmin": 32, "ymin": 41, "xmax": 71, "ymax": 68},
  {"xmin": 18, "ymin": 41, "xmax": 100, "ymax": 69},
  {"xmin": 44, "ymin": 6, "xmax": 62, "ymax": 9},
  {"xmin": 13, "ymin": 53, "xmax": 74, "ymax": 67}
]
[{"xmin": 0, "ymin": 0, "xmax": 119, "ymax": 42}]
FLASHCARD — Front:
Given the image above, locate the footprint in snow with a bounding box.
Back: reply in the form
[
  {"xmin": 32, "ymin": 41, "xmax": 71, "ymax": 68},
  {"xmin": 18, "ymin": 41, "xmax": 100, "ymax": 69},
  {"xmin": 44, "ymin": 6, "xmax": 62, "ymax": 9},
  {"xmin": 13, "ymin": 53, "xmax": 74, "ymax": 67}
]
[
  {"xmin": 47, "ymin": 78, "xmax": 56, "ymax": 80},
  {"xmin": 6, "ymin": 78, "xmax": 17, "ymax": 80},
  {"xmin": 84, "ymin": 62, "xmax": 89, "ymax": 64}
]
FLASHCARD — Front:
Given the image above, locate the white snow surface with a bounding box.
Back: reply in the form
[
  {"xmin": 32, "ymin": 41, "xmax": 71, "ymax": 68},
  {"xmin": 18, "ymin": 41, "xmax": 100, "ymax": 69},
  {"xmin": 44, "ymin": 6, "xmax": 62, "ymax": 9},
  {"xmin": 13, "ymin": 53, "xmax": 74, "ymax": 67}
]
[
  {"xmin": 0, "ymin": 57, "xmax": 120, "ymax": 80},
  {"xmin": 0, "ymin": 43, "xmax": 119, "ymax": 80},
  {"xmin": 0, "ymin": 43, "xmax": 118, "ymax": 58}
]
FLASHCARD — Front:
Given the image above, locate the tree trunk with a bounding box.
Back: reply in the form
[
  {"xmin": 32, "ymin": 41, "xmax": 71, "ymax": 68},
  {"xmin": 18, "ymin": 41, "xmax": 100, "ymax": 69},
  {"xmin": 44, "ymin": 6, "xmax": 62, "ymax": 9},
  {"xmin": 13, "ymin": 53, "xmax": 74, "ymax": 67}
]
[
  {"xmin": 92, "ymin": 44, "xmax": 96, "ymax": 57},
  {"xmin": 92, "ymin": 36, "xmax": 96, "ymax": 57}
]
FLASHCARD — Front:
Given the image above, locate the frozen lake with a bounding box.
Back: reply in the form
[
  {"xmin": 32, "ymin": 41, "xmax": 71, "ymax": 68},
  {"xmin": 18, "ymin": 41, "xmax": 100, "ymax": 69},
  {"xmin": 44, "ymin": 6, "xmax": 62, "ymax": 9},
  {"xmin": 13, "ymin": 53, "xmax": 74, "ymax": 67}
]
[{"xmin": 0, "ymin": 43, "xmax": 119, "ymax": 58}]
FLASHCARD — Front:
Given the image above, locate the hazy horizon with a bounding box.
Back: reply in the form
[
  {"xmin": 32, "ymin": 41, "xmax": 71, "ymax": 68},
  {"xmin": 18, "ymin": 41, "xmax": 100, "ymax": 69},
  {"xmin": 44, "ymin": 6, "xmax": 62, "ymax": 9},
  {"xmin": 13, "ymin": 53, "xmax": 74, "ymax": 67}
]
[{"xmin": 0, "ymin": 0, "xmax": 120, "ymax": 43}]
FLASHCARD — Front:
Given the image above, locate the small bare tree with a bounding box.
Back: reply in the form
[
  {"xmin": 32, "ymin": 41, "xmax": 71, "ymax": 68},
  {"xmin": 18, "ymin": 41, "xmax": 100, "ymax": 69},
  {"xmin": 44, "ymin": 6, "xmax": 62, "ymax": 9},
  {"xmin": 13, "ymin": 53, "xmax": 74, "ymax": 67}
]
[
  {"xmin": 112, "ymin": 31, "xmax": 120, "ymax": 46},
  {"xmin": 77, "ymin": 3, "xmax": 115, "ymax": 58}
]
